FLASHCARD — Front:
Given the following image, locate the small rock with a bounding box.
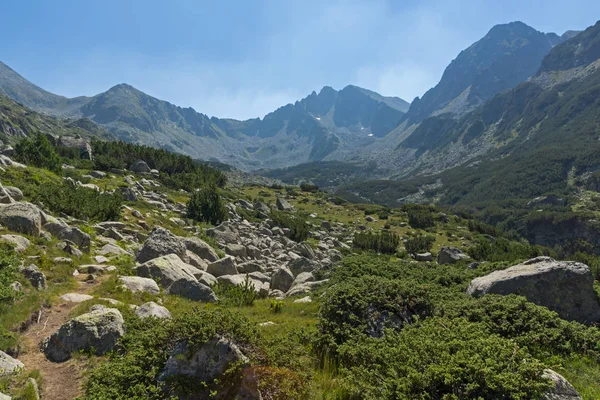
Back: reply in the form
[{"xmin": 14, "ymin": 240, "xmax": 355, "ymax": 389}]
[{"xmin": 135, "ymin": 302, "xmax": 171, "ymax": 319}]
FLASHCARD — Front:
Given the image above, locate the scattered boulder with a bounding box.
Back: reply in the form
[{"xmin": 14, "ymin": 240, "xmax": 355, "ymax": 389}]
[
  {"xmin": 136, "ymin": 227, "xmax": 188, "ymax": 263},
  {"xmin": 276, "ymin": 197, "xmax": 293, "ymax": 211},
  {"xmin": 158, "ymin": 335, "xmax": 249, "ymax": 386},
  {"xmin": 289, "ymin": 257, "xmax": 320, "ymax": 277},
  {"xmin": 271, "ymin": 267, "xmax": 295, "ymax": 292},
  {"xmin": 184, "ymin": 237, "xmax": 219, "ymax": 262},
  {"xmin": 60, "ymin": 293, "xmax": 93, "ymax": 303},
  {"xmin": 119, "ymin": 276, "xmax": 160, "ymax": 295},
  {"xmin": 0, "ymin": 350, "xmax": 23, "ymax": 375},
  {"xmin": 135, "ymin": 254, "xmax": 217, "ymax": 302},
  {"xmin": 0, "ymin": 202, "xmax": 43, "ymax": 236},
  {"xmin": 225, "ymin": 243, "xmax": 246, "ymax": 258},
  {"xmin": 42, "ymin": 305, "xmax": 124, "ymax": 362},
  {"xmin": 415, "ymin": 252, "xmax": 433, "ymax": 262},
  {"xmin": 206, "ymin": 222, "xmax": 239, "ymax": 244},
  {"xmin": 135, "ymin": 302, "xmax": 171, "ymax": 319},
  {"xmin": 44, "ymin": 222, "xmax": 91, "ymax": 252},
  {"xmin": 58, "ymin": 241, "xmax": 83, "ymax": 257},
  {"xmin": 542, "ymin": 369, "xmax": 581, "ymax": 400},
  {"xmin": 207, "ymin": 256, "xmax": 238, "ymax": 277},
  {"xmin": 466, "ymin": 257, "xmax": 600, "ymax": 324},
  {"xmin": 97, "ymin": 243, "xmax": 130, "ymax": 257},
  {"xmin": 129, "ymin": 160, "xmax": 151, "ymax": 173},
  {"xmin": 437, "ymin": 246, "xmax": 469, "ymax": 265},
  {"xmin": 20, "ymin": 264, "xmax": 46, "ymax": 290},
  {"xmin": 0, "ymin": 234, "xmax": 30, "ymax": 253}
]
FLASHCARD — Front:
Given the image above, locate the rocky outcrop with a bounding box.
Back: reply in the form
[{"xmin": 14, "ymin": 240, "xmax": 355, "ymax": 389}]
[
  {"xmin": 42, "ymin": 305, "xmax": 125, "ymax": 362},
  {"xmin": 437, "ymin": 246, "xmax": 469, "ymax": 265},
  {"xmin": 467, "ymin": 257, "xmax": 600, "ymax": 324},
  {"xmin": 136, "ymin": 227, "xmax": 188, "ymax": 263},
  {"xmin": 542, "ymin": 369, "xmax": 581, "ymax": 399}
]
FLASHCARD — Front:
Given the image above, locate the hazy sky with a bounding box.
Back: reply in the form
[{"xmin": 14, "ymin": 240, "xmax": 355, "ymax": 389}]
[{"xmin": 2, "ymin": 0, "xmax": 599, "ymax": 119}]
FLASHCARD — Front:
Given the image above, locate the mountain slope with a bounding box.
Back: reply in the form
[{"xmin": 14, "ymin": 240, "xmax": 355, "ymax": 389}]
[
  {"xmin": 0, "ymin": 62, "xmax": 89, "ymax": 115},
  {"xmin": 401, "ymin": 21, "xmax": 565, "ymax": 124},
  {"xmin": 0, "ymin": 93, "xmax": 111, "ymax": 144},
  {"xmin": 339, "ymin": 20, "xmax": 600, "ymax": 210}
]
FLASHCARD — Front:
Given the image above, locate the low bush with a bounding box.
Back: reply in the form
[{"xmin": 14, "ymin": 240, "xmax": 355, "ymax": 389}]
[
  {"xmin": 0, "ymin": 245, "xmax": 20, "ymax": 303},
  {"xmin": 83, "ymin": 308, "xmax": 259, "ymax": 400},
  {"xmin": 353, "ymin": 231, "xmax": 399, "ymax": 254},
  {"xmin": 270, "ymin": 211, "xmax": 309, "ymax": 242},
  {"xmin": 15, "ymin": 133, "xmax": 62, "ymax": 174},
  {"xmin": 213, "ymin": 275, "xmax": 257, "ymax": 307},
  {"xmin": 405, "ymin": 235, "xmax": 435, "ymax": 255},
  {"xmin": 31, "ymin": 182, "xmax": 122, "ymax": 221},
  {"xmin": 187, "ymin": 185, "xmax": 228, "ymax": 225},
  {"xmin": 336, "ymin": 317, "xmax": 551, "ymax": 399}
]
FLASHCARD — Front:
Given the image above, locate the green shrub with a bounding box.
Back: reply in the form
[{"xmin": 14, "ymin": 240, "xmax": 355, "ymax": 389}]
[
  {"xmin": 186, "ymin": 185, "xmax": 228, "ymax": 225},
  {"xmin": 83, "ymin": 308, "xmax": 259, "ymax": 399},
  {"xmin": 336, "ymin": 317, "xmax": 551, "ymax": 399},
  {"xmin": 316, "ymin": 276, "xmax": 432, "ymax": 351},
  {"xmin": 31, "ymin": 182, "xmax": 122, "ymax": 222},
  {"xmin": 353, "ymin": 231, "xmax": 399, "ymax": 254},
  {"xmin": 405, "ymin": 235, "xmax": 435, "ymax": 255},
  {"xmin": 270, "ymin": 299, "xmax": 284, "ymax": 313},
  {"xmin": 299, "ymin": 182, "xmax": 319, "ymax": 193},
  {"xmin": 270, "ymin": 211, "xmax": 309, "ymax": 242},
  {"xmin": 15, "ymin": 133, "xmax": 62, "ymax": 174},
  {"xmin": 467, "ymin": 237, "xmax": 545, "ymax": 262},
  {"xmin": 407, "ymin": 209, "xmax": 435, "ymax": 229},
  {"xmin": 0, "ymin": 245, "xmax": 20, "ymax": 303}
]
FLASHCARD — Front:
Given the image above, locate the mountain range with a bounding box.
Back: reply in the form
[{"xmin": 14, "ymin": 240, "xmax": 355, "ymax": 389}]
[
  {"xmin": 3, "ymin": 18, "xmax": 600, "ymax": 216},
  {"xmin": 0, "ymin": 20, "xmax": 572, "ymax": 175}
]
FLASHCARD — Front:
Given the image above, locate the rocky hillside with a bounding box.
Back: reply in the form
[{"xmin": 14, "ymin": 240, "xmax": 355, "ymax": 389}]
[{"xmin": 0, "ymin": 138, "xmax": 597, "ymax": 399}]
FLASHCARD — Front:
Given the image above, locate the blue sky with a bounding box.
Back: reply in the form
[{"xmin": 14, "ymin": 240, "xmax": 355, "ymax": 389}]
[{"xmin": 2, "ymin": 0, "xmax": 600, "ymax": 119}]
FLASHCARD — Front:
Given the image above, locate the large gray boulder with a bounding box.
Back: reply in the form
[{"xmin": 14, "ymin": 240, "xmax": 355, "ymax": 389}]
[
  {"xmin": 542, "ymin": 369, "xmax": 581, "ymax": 399},
  {"xmin": 276, "ymin": 197, "xmax": 293, "ymax": 211},
  {"xmin": 206, "ymin": 222, "xmax": 239, "ymax": 244},
  {"xmin": 44, "ymin": 222, "xmax": 91, "ymax": 253},
  {"xmin": 42, "ymin": 305, "xmax": 124, "ymax": 362},
  {"xmin": 0, "ymin": 234, "xmax": 30, "ymax": 253},
  {"xmin": 129, "ymin": 160, "xmax": 151, "ymax": 173},
  {"xmin": 20, "ymin": 264, "xmax": 46, "ymax": 290},
  {"xmin": 0, "ymin": 350, "xmax": 23, "ymax": 375},
  {"xmin": 467, "ymin": 257, "xmax": 600, "ymax": 324},
  {"xmin": 437, "ymin": 246, "xmax": 469, "ymax": 265},
  {"xmin": 271, "ymin": 267, "xmax": 295, "ymax": 292},
  {"xmin": 135, "ymin": 302, "xmax": 171, "ymax": 319},
  {"xmin": 184, "ymin": 237, "xmax": 219, "ymax": 262},
  {"xmin": 119, "ymin": 276, "xmax": 160, "ymax": 295},
  {"xmin": 159, "ymin": 335, "xmax": 249, "ymax": 383},
  {"xmin": 0, "ymin": 202, "xmax": 43, "ymax": 236},
  {"xmin": 3, "ymin": 186, "xmax": 23, "ymax": 201},
  {"xmin": 135, "ymin": 254, "xmax": 198, "ymax": 287},
  {"xmin": 207, "ymin": 256, "xmax": 238, "ymax": 277},
  {"xmin": 135, "ymin": 254, "xmax": 217, "ymax": 302},
  {"xmin": 169, "ymin": 278, "xmax": 218, "ymax": 303},
  {"xmin": 136, "ymin": 227, "xmax": 188, "ymax": 263}
]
